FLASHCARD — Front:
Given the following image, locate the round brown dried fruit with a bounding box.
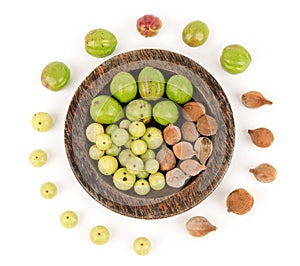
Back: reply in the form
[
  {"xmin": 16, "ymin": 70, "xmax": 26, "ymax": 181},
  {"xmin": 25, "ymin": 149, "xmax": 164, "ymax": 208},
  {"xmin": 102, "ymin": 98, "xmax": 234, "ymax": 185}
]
[
  {"xmin": 182, "ymin": 102, "xmax": 206, "ymax": 121},
  {"xmin": 241, "ymin": 91, "xmax": 272, "ymax": 108},
  {"xmin": 173, "ymin": 141, "xmax": 196, "ymax": 160},
  {"xmin": 181, "ymin": 121, "xmax": 199, "ymax": 142},
  {"xmin": 249, "ymin": 163, "xmax": 277, "ymax": 183},
  {"xmin": 166, "ymin": 168, "xmax": 190, "ymax": 188},
  {"xmin": 185, "ymin": 216, "xmax": 216, "ymax": 237},
  {"xmin": 179, "ymin": 159, "xmax": 206, "ymax": 176},
  {"xmin": 226, "ymin": 188, "xmax": 254, "ymax": 215},
  {"xmin": 194, "ymin": 137, "xmax": 213, "ymax": 165},
  {"xmin": 156, "ymin": 144, "xmax": 176, "ymax": 171},
  {"xmin": 163, "ymin": 124, "xmax": 181, "ymax": 145},
  {"xmin": 196, "ymin": 114, "xmax": 218, "ymax": 136},
  {"xmin": 248, "ymin": 127, "xmax": 274, "ymax": 148}
]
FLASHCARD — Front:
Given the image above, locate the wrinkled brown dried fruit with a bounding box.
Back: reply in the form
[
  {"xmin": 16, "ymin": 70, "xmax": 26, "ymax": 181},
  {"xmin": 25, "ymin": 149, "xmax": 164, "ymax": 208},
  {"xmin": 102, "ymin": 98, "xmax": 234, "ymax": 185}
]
[
  {"xmin": 194, "ymin": 137, "xmax": 213, "ymax": 165},
  {"xmin": 179, "ymin": 159, "xmax": 206, "ymax": 176},
  {"xmin": 241, "ymin": 91, "xmax": 272, "ymax": 108},
  {"xmin": 248, "ymin": 127, "xmax": 274, "ymax": 148},
  {"xmin": 196, "ymin": 114, "xmax": 218, "ymax": 136},
  {"xmin": 163, "ymin": 124, "xmax": 181, "ymax": 145},
  {"xmin": 173, "ymin": 141, "xmax": 196, "ymax": 160},
  {"xmin": 185, "ymin": 216, "xmax": 217, "ymax": 237},
  {"xmin": 226, "ymin": 188, "xmax": 254, "ymax": 215},
  {"xmin": 181, "ymin": 121, "xmax": 199, "ymax": 142},
  {"xmin": 249, "ymin": 163, "xmax": 277, "ymax": 183},
  {"xmin": 182, "ymin": 102, "xmax": 206, "ymax": 121},
  {"xmin": 166, "ymin": 168, "xmax": 190, "ymax": 188},
  {"xmin": 156, "ymin": 145, "xmax": 176, "ymax": 171}
]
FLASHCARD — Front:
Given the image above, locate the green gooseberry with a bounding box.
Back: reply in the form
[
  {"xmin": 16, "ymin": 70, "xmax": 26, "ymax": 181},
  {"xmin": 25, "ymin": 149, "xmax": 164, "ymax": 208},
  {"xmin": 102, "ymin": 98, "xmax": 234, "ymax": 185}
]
[
  {"xmin": 40, "ymin": 182, "xmax": 57, "ymax": 199},
  {"xmin": 110, "ymin": 72, "xmax": 137, "ymax": 103},
  {"xmin": 166, "ymin": 75, "xmax": 193, "ymax": 104},
  {"xmin": 220, "ymin": 44, "xmax": 252, "ymax": 74},
  {"xmin": 125, "ymin": 99, "xmax": 152, "ymax": 123},
  {"xmin": 60, "ymin": 211, "xmax": 78, "ymax": 229},
  {"xmin": 90, "ymin": 95, "xmax": 124, "ymax": 124},
  {"xmin": 133, "ymin": 237, "xmax": 152, "ymax": 256},
  {"xmin": 138, "ymin": 67, "xmax": 165, "ymax": 101},
  {"xmin": 41, "ymin": 61, "xmax": 70, "ymax": 91},
  {"xmin": 31, "ymin": 112, "xmax": 53, "ymax": 132},
  {"xmin": 85, "ymin": 28, "xmax": 117, "ymax": 58},
  {"xmin": 90, "ymin": 225, "xmax": 110, "ymax": 245},
  {"xmin": 153, "ymin": 100, "xmax": 179, "ymax": 126}
]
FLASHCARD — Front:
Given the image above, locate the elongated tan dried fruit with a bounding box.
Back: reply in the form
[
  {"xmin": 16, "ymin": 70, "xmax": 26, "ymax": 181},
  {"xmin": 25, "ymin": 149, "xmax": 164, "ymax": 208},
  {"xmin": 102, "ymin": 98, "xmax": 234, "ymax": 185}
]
[
  {"xmin": 173, "ymin": 141, "xmax": 196, "ymax": 160},
  {"xmin": 226, "ymin": 188, "xmax": 254, "ymax": 215},
  {"xmin": 166, "ymin": 168, "xmax": 189, "ymax": 188},
  {"xmin": 185, "ymin": 216, "xmax": 216, "ymax": 237},
  {"xmin": 181, "ymin": 121, "xmax": 199, "ymax": 142},
  {"xmin": 249, "ymin": 163, "xmax": 277, "ymax": 183},
  {"xmin": 241, "ymin": 91, "xmax": 272, "ymax": 108},
  {"xmin": 182, "ymin": 102, "xmax": 206, "ymax": 121},
  {"xmin": 156, "ymin": 145, "xmax": 176, "ymax": 171},
  {"xmin": 196, "ymin": 114, "xmax": 218, "ymax": 136},
  {"xmin": 194, "ymin": 137, "xmax": 213, "ymax": 164},
  {"xmin": 248, "ymin": 127, "xmax": 274, "ymax": 148},
  {"xmin": 163, "ymin": 124, "xmax": 181, "ymax": 145},
  {"xmin": 179, "ymin": 159, "xmax": 206, "ymax": 176}
]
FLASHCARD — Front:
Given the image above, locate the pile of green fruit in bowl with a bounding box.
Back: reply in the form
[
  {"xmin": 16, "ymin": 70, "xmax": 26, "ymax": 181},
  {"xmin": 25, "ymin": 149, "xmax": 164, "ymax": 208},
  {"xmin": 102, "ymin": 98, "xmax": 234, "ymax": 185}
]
[{"xmin": 86, "ymin": 66, "xmax": 197, "ymax": 195}]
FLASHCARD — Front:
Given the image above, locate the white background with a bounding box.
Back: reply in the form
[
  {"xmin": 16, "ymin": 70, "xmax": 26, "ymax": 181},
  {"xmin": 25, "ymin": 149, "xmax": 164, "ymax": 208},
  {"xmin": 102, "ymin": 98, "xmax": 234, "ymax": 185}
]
[{"xmin": 1, "ymin": 0, "xmax": 299, "ymax": 265}]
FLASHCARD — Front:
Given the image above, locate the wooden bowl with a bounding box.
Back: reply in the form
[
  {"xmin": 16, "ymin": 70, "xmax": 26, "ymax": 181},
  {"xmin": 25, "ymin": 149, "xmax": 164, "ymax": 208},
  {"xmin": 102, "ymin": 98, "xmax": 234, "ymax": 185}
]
[{"xmin": 64, "ymin": 49, "xmax": 235, "ymax": 219}]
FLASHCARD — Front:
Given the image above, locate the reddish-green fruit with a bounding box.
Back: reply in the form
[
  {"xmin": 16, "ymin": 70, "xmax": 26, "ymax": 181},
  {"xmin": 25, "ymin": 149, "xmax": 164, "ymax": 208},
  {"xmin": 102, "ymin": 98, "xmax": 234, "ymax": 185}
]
[
  {"xmin": 136, "ymin": 14, "xmax": 162, "ymax": 37},
  {"xmin": 182, "ymin": 20, "xmax": 209, "ymax": 47},
  {"xmin": 41, "ymin": 61, "xmax": 70, "ymax": 91}
]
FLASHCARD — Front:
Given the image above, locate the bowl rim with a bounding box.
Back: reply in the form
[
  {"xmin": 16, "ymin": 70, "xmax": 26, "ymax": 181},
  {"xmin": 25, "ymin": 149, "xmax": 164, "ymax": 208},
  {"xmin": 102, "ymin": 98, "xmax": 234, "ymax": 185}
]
[{"xmin": 64, "ymin": 48, "xmax": 235, "ymax": 219}]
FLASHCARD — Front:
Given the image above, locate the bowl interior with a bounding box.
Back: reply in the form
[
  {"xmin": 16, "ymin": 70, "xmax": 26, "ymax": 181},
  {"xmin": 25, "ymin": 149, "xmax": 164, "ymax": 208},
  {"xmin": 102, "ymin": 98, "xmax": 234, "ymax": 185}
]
[{"xmin": 64, "ymin": 49, "xmax": 235, "ymax": 219}]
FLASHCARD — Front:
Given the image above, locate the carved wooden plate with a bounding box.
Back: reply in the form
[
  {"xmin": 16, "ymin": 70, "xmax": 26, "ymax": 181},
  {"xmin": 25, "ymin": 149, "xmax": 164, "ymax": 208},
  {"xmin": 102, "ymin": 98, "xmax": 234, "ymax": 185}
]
[{"xmin": 64, "ymin": 49, "xmax": 235, "ymax": 219}]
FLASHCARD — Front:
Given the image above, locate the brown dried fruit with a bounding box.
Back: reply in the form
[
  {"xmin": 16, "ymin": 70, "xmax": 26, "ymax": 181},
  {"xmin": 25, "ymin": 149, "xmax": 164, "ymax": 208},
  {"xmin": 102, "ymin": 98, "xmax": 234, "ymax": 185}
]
[
  {"xmin": 163, "ymin": 124, "xmax": 181, "ymax": 145},
  {"xmin": 185, "ymin": 216, "xmax": 216, "ymax": 237},
  {"xmin": 166, "ymin": 168, "xmax": 190, "ymax": 188},
  {"xmin": 173, "ymin": 141, "xmax": 196, "ymax": 160},
  {"xmin": 181, "ymin": 121, "xmax": 199, "ymax": 142},
  {"xmin": 156, "ymin": 145, "xmax": 176, "ymax": 171},
  {"xmin": 241, "ymin": 91, "xmax": 272, "ymax": 108},
  {"xmin": 196, "ymin": 114, "xmax": 218, "ymax": 136},
  {"xmin": 249, "ymin": 163, "xmax": 277, "ymax": 183},
  {"xmin": 248, "ymin": 127, "xmax": 274, "ymax": 148},
  {"xmin": 194, "ymin": 137, "xmax": 213, "ymax": 165},
  {"xmin": 182, "ymin": 102, "xmax": 206, "ymax": 121},
  {"xmin": 179, "ymin": 159, "xmax": 206, "ymax": 176},
  {"xmin": 226, "ymin": 188, "xmax": 254, "ymax": 215}
]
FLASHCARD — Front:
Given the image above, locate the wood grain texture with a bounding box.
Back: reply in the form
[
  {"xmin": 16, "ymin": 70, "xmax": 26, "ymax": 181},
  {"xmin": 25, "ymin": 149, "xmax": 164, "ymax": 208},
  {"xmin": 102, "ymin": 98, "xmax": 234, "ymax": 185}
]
[{"xmin": 64, "ymin": 49, "xmax": 235, "ymax": 219}]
